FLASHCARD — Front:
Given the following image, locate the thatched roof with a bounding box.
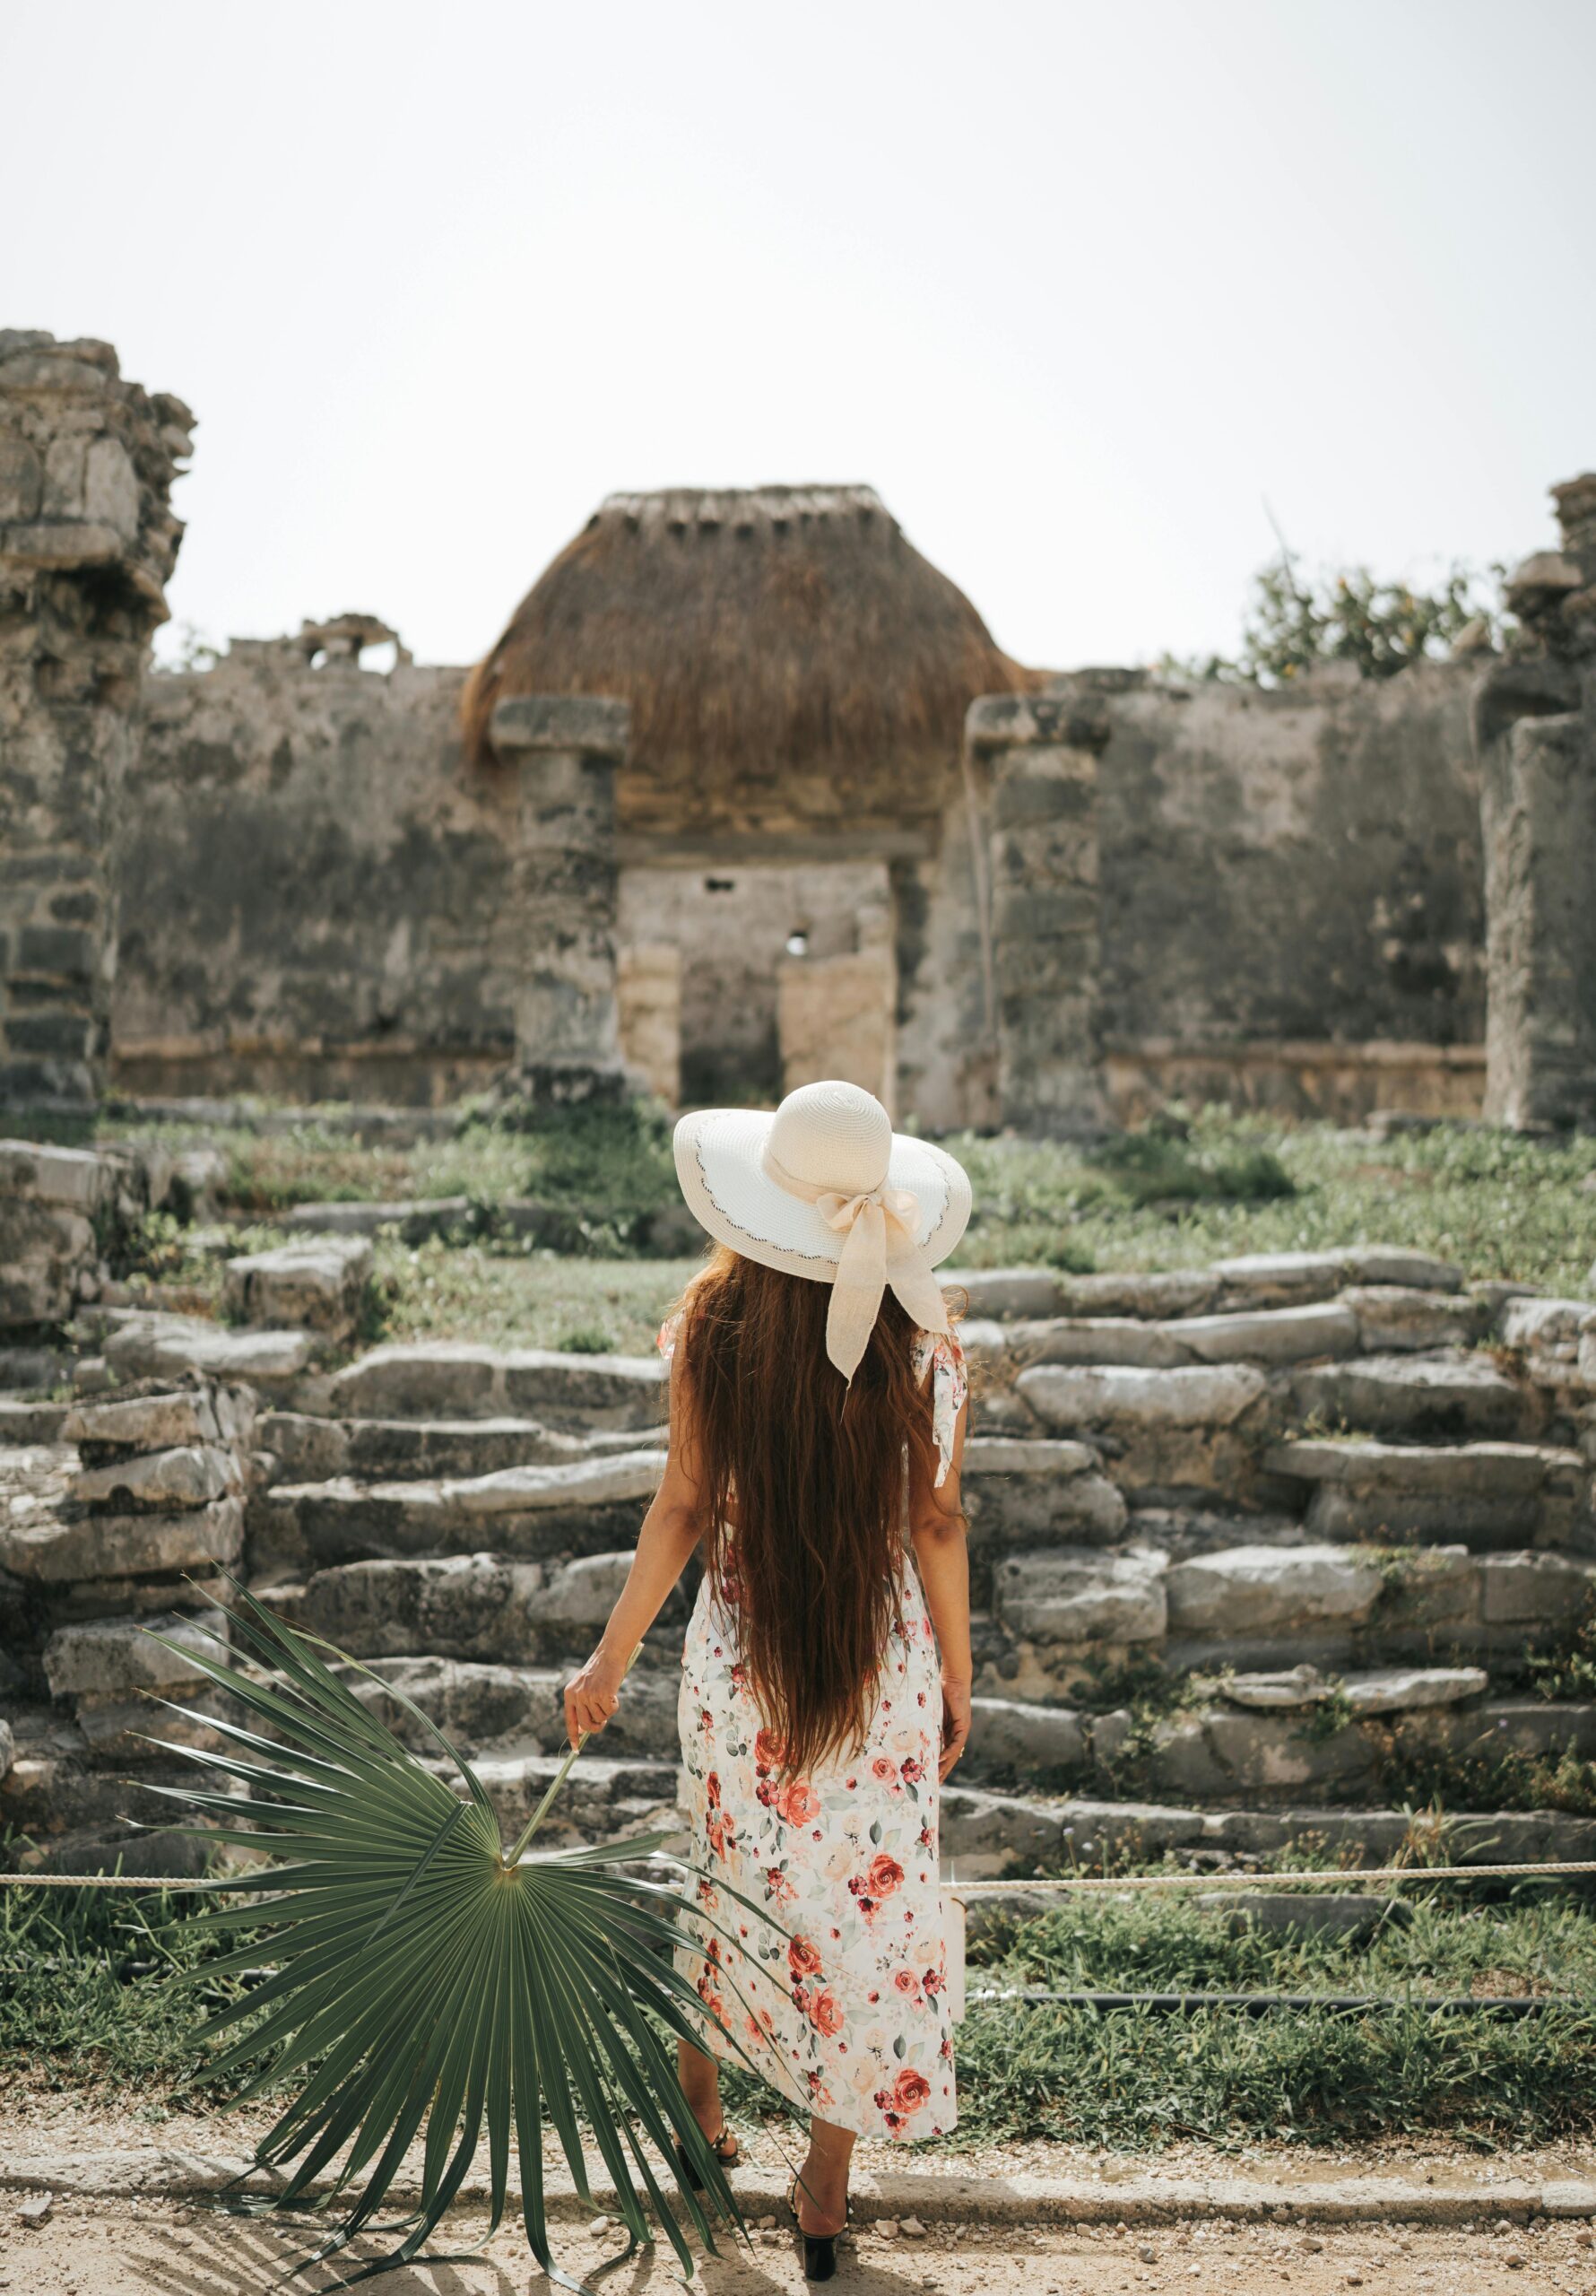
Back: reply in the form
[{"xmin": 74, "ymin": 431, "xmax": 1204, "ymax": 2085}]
[{"xmin": 461, "ymin": 485, "xmax": 1033, "ymax": 785}]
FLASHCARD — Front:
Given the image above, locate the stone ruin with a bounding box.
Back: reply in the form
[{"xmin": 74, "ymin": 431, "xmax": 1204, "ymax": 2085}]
[
  {"xmin": 2, "ymin": 329, "xmax": 1594, "ymax": 1883},
  {"xmin": 6, "ymin": 330, "xmax": 1587, "ymax": 1133},
  {"xmin": 0, "ymin": 332, "xmax": 193, "ymax": 1106}
]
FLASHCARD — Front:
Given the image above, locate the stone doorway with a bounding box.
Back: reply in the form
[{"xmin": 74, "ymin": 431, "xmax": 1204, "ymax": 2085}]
[{"xmin": 616, "ymin": 860, "xmax": 897, "ymax": 1110}]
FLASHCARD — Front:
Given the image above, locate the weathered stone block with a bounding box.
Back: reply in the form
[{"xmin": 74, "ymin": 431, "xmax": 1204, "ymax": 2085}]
[
  {"xmin": 72, "ymin": 1444, "xmax": 235, "ymax": 1513},
  {"xmin": 941, "ymin": 1268, "xmax": 1066, "ymax": 1321},
  {"xmin": 223, "ymin": 1236, "xmax": 372, "ymax": 1335},
  {"xmin": 993, "ymin": 1547, "xmax": 1168, "ymax": 1644},
  {"xmin": 0, "ymin": 1494, "xmax": 243, "ymax": 1582},
  {"xmin": 288, "ymin": 1553, "xmax": 547, "ymax": 1662},
  {"xmin": 1019, "ymin": 1361, "xmax": 1268, "ymax": 1431},
  {"xmin": 1164, "ymin": 1544, "xmax": 1383, "ymax": 1636},
  {"xmin": 1480, "ymin": 1551, "xmax": 1596, "ymax": 1625},
  {"xmin": 1340, "ymin": 1286, "xmax": 1487, "ymax": 1352},
  {"xmin": 61, "ymin": 1384, "xmax": 254, "ymax": 1454},
  {"xmin": 1341, "ymin": 1665, "xmax": 1489, "ymax": 1715},
  {"xmin": 1292, "ymin": 1353, "xmax": 1525, "ymax": 1441},
  {"xmin": 968, "ymin": 1697, "xmax": 1086, "ymax": 1773},
  {"xmin": 1175, "ymin": 1303, "xmax": 1358, "ymax": 1366},
  {"xmin": 43, "ymin": 1611, "xmax": 222, "ymax": 1698},
  {"xmin": 103, "ymin": 1314, "xmax": 314, "ymax": 1387}
]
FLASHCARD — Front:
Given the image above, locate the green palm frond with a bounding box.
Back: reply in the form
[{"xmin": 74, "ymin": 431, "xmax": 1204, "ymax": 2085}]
[{"xmin": 137, "ymin": 1581, "xmax": 769, "ymax": 2289}]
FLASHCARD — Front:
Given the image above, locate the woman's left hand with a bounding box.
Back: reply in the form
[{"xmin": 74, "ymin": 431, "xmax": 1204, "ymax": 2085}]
[{"xmin": 563, "ymin": 1651, "xmax": 623, "ymax": 1750}]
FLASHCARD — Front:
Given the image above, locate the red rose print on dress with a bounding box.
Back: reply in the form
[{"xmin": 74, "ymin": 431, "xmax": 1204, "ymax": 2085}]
[
  {"xmin": 891, "ymin": 2066, "xmax": 932, "ymax": 2114},
  {"xmin": 787, "ymin": 1936, "xmax": 823, "ymax": 1979},
  {"xmin": 775, "ymin": 1779, "xmax": 821, "ymax": 1826}
]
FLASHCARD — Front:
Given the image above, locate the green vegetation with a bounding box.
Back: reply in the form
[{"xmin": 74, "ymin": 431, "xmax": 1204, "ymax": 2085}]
[
  {"xmin": 1368, "ymin": 1722, "xmax": 1596, "ymax": 1822},
  {"xmin": 11, "ymin": 1869, "xmax": 1594, "ymax": 2154},
  {"xmin": 1162, "ymin": 554, "xmax": 1505, "ymax": 688},
  {"xmin": 17, "ymin": 1101, "xmax": 1596, "ymax": 1342}
]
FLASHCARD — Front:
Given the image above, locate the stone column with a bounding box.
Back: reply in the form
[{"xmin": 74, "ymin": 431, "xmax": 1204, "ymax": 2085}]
[
  {"xmin": 0, "ymin": 333, "xmax": 193, "ymax": 1106},
  {"xmin": 1477, "ymin": 473, "xmax": 1596, "ymax": 1129},
  {"xmin": 968, "ymin": 692, "xmax": 1111, "ymax": 1135},
  {"xmin": 489, "ymin": 694, "xmax": 628, "ymax": 1103}
]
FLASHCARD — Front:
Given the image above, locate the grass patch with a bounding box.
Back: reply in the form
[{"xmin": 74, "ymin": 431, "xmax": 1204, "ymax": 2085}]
[
  {"xmin": 9, "ymin": 1871, "xmax": 1594, "ymax": 2153},
  {"xmin": 13, "ymin": 1101, "xmax": 1596, "ymax": 1302}
]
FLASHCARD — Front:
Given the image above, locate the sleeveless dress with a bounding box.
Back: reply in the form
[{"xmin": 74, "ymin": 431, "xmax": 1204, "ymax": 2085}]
[{"xmin": 662, "ymin": 1318, "xmax": 967, "ymax": 2140}]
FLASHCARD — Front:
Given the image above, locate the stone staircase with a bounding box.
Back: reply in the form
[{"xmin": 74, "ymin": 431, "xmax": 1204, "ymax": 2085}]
[{"xmin": 4, "ymin": 1243, "xmax": 1596, "ymax": 1883}]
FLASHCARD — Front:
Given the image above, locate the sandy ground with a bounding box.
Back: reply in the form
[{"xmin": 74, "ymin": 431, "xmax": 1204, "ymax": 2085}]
[
  {"xmin": 5, "ymin": 2100, "xmax": 1596, "ymax": 2294},
  {"xmin": 4, "ymin": 2196, "xmax": 1596, "ymax": 2296}
]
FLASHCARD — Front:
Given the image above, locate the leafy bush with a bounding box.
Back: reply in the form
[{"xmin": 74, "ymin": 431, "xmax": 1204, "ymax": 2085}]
[{"xmin": 1166, "ymin": 554, "xmax": 1505, "ymax": 687}]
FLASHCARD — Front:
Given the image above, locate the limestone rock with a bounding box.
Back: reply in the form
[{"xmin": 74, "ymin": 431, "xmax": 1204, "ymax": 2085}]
[
  {"xmin": 223, "ymin": 1236, "xmax": 373, "ymax": 1335},
  {"xmin": 0, "ymin": 1138, "xmax": 111, "ymax": 1212},
  {"xmin": 442, "ymin": 1452, "xmax": 664, "ymax": 1518},
  {"xmin": 943, "ymin": 1268, "xmax": 1064, "ymax": 1320},
  {"xmin": 1204, "ymin": 1891, "xmax": 1400, "ymax": 1942},
  {"xmin": 104, "ymin": 1313, "xmax": 313, "ymax": 1387},
  {"xmin": 0, "ymin": 1494, "xmax": 243, "ymax": 1582},
  {"xmin": 43, "ymin": 1611, "xmax": 221, "ymax": 1697},
  {"xmin": 1173, "ymin": 1303, "xmax": 1358, "ymax": 1367},
  {"xmin": 287, "ymin": 1552, "xmax": 548, "ymax": 1662},
  {"xmin": 1164, "ymin": 1544, "xmax": 1383, "ymax": 1636},
  {"xmin": 1340, "ymin": 1285, "xmax": 1488, "ymax": 1352},
  {"xmin": 540, "ymin": 1552, "xmax": 643, "ymax": 1628},
  {"xmin": 72, "ymin": 1443, "xmax": 235, "ymax": 1513},
  {"xmin": 1151, "ymin": 1708, "xmax": 1375, "ymax": 1798},
  {"xmin": 968, "ymin": 1697, "xmax": 1087, "ymax": 1772},
  {"xmin": 1059, "ymin": 1270, "xmax": 1220, "ymax": 1319},
  {"xmin": 1222, "ymin": 1665, "xmax": 1331, "ymax": 1710},
  {"xmin": 994, "ymin": 1547, "xmax": 1168, "ymax": 1644},
  {"xmin": 1500, "ymin": 1295, "xmax": 1596, "ymax": 1357},
  {"xmin": 1292, "ymin": 1352, "xmax": 1524, "ymax": 1441},
  {"xmin": 1008, "ymin": 1317, "xmax": 1189, "ymax": 1370},
  {"xmin": 1480, "ymin": 1551, "xmax": 1596, "ymax": 1625},
  {"xmin": 1019, "ymin": 1361, "xmax": 1268, "ymax": 1431},
  {"xmin": 60, "ymin": 1384, "xmax": 254, "ymax": 1453},
  {"xmin": 1340, "ymin": 1665, "xmax": 1488, "ymax": 1715}
]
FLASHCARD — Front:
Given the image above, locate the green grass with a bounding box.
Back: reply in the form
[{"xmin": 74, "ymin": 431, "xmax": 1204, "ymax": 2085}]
[
  {"xmin": 10, "ymin": 1870, "xmax": 1594, "ymax": 2154},
  {"xmin": 17, "ymin": 1103, "xmax": 1596, "ymax": 1295},
  {"xmin": 943, "ymin": 1107, "xmax": 1596, "ymax": 1292}
]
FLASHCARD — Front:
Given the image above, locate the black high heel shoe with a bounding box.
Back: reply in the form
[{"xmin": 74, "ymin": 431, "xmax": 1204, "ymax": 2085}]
[
  {"xmin": 674, "ymin": 2124, "xmax": 740, "ymax": 2192},
  {"xmin": 788, "ymin": 2173, "xmax": 848, "ymax": 2283}
]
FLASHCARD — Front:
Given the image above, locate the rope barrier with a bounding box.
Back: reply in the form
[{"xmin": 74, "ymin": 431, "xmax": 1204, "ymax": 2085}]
[
  {"xmin": 4, "ymin": 1858, "xmax": 1596, "ymax": 1893},
  {"xmin": 950, "ymin": 1862, "xmax": 1596, "ymax": 1895}
]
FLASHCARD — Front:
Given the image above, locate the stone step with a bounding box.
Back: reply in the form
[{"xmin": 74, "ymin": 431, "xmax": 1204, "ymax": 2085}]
[
  {"xmin": 1292, "ymin": 1352, "xmax": 1531, "ymax": 1442},
  {"xmin": 959, "ymin": 1686, "xmax": 1596, "ymax": 1805},
  {"xmin": 254, "ymin": 1451, "xmax": 665, "ymax": 1570},
  {"xmin": 1267, "ymin": 1438, "xmax": 1592, "ymax": 1549},
  {"xmin": 257, "ymin": 1412, "xmax": 647, "ymax": 1484},
  {"xmin": 950, "ymin": 1248, "xmax": 1462, "ymax": 1324},
  {"xmin": 258, "ymin": 1546, "xmax": 688, "ymax": 1665},
  {"xmin": 1002, "ymin": 1301, "xmax": 1359, "ymax": 1372},
  {"xmin": 96, "ymin": 1309, "xmax": 314, "ymax": 1389},
  {"xmin": 343, "ymin": 1651, "xmax": 683, "ymax": 1760},
  {"xmin": 311, "ymin": 1344, "xmax": 667, "ymax": 1431},
  {"xmin": 938, "ymin": 1786, "xmax": 1596, "ymax": 1877},
  {"xmin": 978, "ymin": 1540, "xmax": 1596, "ymax": 1686},
  {"xmin": 424, "ymin": 1751, "xmax": 681, "ymax": 1840},
  {"xmin": 1013, "ymin": 1361, "xmax": 1271, "ymax": 1498}
]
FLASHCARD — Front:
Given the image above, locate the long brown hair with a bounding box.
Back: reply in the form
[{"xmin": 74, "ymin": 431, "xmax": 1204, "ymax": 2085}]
[{"xmin": 673, "ymin": 1245, "xmax": 939, "ymax": 1780}]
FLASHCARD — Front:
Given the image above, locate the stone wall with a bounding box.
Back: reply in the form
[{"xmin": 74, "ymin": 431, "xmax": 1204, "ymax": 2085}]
[
  {"xmin": 1477, "ymin": 474, "xmax": 1596, "ymax": 1130},
  {"xmin": 1080, "ymin": 658, "xmax": 1487, "ymax": 1120},
  {"xmin": 111, "ymin": 636, "xmax": 507, "ymax": 1103},
  {"xmin": 0, "ymin": 333, "xmax": 192, "ymax": 1106}
]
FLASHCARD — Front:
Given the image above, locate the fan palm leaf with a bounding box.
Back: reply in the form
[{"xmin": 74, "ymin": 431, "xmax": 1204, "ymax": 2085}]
[{"xmin": 136, "ymin": 1581, "xmax": 775, "ymax": 2289}]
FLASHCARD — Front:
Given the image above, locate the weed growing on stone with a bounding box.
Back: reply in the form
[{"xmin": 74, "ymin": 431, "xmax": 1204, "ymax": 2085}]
[{"xmin": 1369, "ymin": 1721, "xmax": 1596, "ymax": 1819}]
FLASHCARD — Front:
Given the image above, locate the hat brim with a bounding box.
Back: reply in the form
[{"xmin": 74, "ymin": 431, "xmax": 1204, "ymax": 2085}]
[{"xmin": 673, "ymin": 1107, "xmax": 972, "ymax": 1283}]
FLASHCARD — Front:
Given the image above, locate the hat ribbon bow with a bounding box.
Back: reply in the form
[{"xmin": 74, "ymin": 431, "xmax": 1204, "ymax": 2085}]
[{"xmin": 763, "ymin": 1149, "xmax": 949, "ymax": 1382}]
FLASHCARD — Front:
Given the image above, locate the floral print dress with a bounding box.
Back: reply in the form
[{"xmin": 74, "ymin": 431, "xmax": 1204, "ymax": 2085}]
[{"xmin": 663, "ymin": 1318, "xmax": 968, "ymax": 2141}]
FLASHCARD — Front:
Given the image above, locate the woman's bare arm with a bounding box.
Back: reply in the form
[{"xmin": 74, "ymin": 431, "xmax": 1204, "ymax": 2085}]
[
  {"xmin": 908, "ymin": 1393, "xmax": 972, "ymax": 1780},
  {"xmin": 563, "ymin": 1352, "xmax": 707, "ymax": 1747}
]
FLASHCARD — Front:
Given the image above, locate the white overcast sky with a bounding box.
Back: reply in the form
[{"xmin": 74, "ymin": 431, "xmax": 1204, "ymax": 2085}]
[{"xmin": 5, "ymin": 1, "xmax": 1593, "ymax": 674}]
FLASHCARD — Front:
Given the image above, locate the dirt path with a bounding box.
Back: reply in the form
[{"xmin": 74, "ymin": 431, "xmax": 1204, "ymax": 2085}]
[{"xmin": 4, "ymin": 2196, "xmax": 1596, "ymax": 2295}]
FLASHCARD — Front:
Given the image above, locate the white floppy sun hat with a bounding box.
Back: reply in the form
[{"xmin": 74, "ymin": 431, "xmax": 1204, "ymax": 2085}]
[{"xmin": 673, "ymin": 1079, "xmax": 972, "ymax": 1382}]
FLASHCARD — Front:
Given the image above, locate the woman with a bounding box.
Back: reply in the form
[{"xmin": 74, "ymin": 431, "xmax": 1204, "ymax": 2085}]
[{"xmin": 563, "ymin": 1078, "xmax": 974, "ymax": 2281}]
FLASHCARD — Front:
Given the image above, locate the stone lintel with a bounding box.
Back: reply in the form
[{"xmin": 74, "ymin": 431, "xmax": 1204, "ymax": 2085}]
[
  {"xmin": 491, "ymin": 695, "xmax": 630, "ymax": 761},
  {"xmin": 966, "ymin": 692, "xmax": 1114, "ymax": 758}
]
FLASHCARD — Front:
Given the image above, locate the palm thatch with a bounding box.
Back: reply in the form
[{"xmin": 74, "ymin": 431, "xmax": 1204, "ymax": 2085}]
[{"xmin": 462, "ymin": 485, "xmax": 1034, "ymax": 784}]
